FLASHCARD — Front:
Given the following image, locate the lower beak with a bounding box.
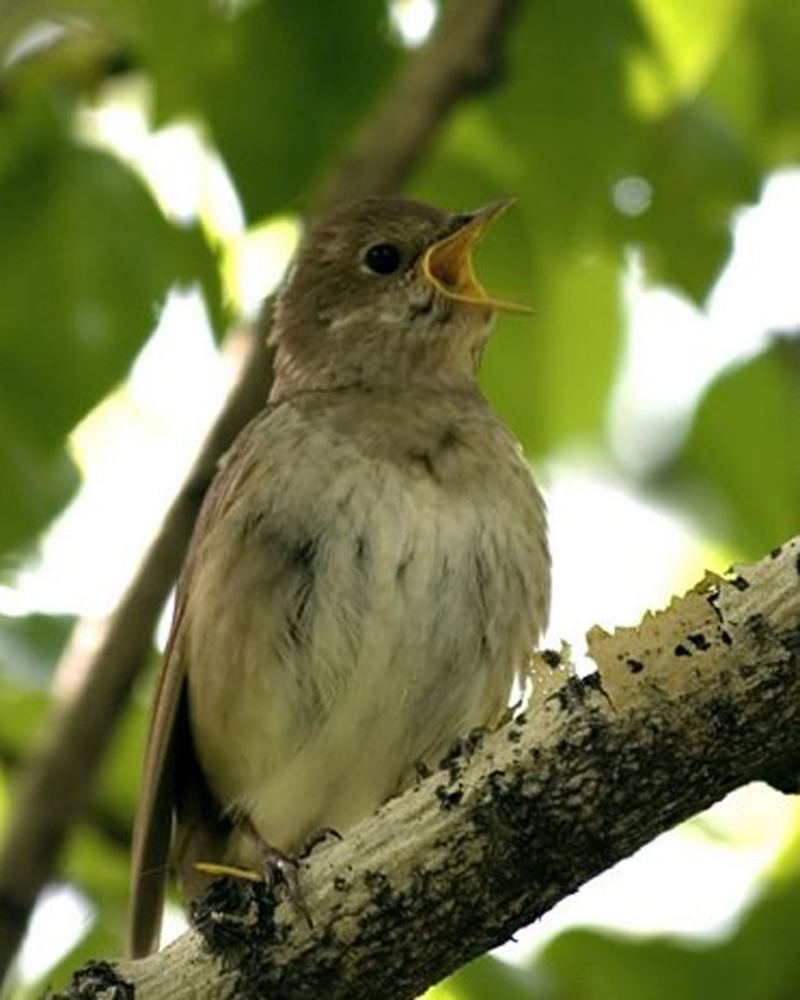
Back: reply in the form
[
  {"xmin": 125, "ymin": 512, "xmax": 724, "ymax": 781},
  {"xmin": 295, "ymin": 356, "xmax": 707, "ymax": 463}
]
[{"xmin": 422, "ymin": 197, "xmax": 531, "ymax": 314}]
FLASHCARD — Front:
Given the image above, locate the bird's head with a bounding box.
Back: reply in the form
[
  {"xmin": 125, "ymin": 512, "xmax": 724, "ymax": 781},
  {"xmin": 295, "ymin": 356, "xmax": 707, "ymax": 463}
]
[{"xmin": 269, "ymin": 196, "xmax": 526, "ymax": 398}]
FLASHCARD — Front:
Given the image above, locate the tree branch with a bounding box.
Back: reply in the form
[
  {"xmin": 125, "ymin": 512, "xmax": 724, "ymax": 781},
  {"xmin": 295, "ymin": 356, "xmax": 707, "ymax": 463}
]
[
  {"xmin": 0, "ymin": 0, "xmax": 524, "ymax": 980},
  {"xmin": 56, "ymin": 536, "xmax": 800, "ymax": 999}
]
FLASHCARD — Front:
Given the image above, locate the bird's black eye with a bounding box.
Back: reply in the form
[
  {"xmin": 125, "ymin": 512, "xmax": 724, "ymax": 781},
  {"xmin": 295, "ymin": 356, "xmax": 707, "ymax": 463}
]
[{"xmin": 364, "ymin": 242, "xmax": 402, "ymax": 275}]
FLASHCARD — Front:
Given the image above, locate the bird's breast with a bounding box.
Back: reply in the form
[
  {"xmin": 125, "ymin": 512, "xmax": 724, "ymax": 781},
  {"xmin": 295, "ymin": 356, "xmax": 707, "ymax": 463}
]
[{"xmin": 184, "ymin": 390, "xmax": 549, "ymax": 852}]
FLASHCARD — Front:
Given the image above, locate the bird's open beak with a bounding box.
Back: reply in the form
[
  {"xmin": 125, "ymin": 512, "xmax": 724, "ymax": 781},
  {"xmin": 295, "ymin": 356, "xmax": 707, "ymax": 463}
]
[{"xmin": 422, "ymin": 197, "xmax": 531, "ymax": 314}]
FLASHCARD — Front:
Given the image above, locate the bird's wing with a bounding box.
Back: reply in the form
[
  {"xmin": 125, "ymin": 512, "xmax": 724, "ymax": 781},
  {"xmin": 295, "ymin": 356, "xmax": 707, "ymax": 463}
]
[
  {"xmin": 127, "ymin": 588, "xmax": 189, "ymax": 958},
  {"xmin": 127, "ymin": 416, "xmax": 266, "ymax": 957}
]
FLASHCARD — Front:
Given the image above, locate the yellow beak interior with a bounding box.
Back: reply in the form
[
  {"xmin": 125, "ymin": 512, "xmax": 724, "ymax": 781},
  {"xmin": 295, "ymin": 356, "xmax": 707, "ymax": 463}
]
[{"xmin": 422, "ymin": 198, "xmax": 531, "ymax": 314}]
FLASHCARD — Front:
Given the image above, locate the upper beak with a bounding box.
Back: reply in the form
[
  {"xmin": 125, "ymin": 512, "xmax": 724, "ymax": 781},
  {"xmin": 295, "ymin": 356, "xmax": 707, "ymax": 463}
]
[{"xmin": 422, "ymin": 197, "xmax": 531, "ymax": 314}]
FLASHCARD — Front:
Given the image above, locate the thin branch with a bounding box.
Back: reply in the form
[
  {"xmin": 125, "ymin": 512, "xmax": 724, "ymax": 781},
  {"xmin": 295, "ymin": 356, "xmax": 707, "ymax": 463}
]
[
  {"xmin": 56, "ymin": 536, "xmax": 800, "ymax": 1000},
  {"xmin": 0, "ymin": 0, "xmax": 524, "ymax": 980}
]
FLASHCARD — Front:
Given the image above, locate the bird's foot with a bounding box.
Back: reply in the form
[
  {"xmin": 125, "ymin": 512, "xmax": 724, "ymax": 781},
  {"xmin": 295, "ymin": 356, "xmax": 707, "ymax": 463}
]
[
  {"xmin": 255, "ymin": 842, "xmax": 313, "ymax": 928},
  {"xmin": 192, "ymin": 851, "xmax": 309, "ymax": 925},
  {"xmin": 193, "ymin": 819, "xmax": 330, "ymax": 927},
  {"xmin": 243, "ymin": 817, "xmax": 313, "ymax": 928}
]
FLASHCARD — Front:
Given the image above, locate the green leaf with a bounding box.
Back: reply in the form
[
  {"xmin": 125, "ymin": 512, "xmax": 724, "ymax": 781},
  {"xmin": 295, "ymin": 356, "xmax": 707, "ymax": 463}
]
[
  {"xmin": 200, "ymin": 0, "xmax": 397, "ymax": 219},
  {"xmin": 0, "ymin": 90, "xmax": 222, "ymax": 554},
  {"xmin": 748, "ymin": 0, "xmax": 800, "ymax": 162},
  {"xmin": 0, "ymin": 419, "xmax": 79, "ymax": 560},
  {"xmin": 0, "ymin": 673, "xmax": 49, "ymax": 760},
  {"xmin": 484, "ymin": 240, "xmax": 622, "ymax": 457},
  {"xmin": 624, "ymin": 0, "xmax": 800, "ymax": 297},
  {"xmin": 108, "ymin": 0, "xmax": 398, "ymax": 220},
  {"xmin": 654, "ymin": 336, "xmax": 800, "ymax": 558},
  {"xmin": 482, "ymin": 0, "xmax": 760, "ymax": 303},
  {"xmin": 535, "ymin": 868, "xmax": 800, "ymax": 1000},
  {"xmin": 180, "ymin": 225, "xmax": 228, "ymax": 341},
  {"xmin": 441, "ymin": 956, "xmax": 542, "ymax": 1000},
  {"xmin": 1, "ymin": 136, "xmax": 176, "ymax": 443},
  {"xmin": 107, "ymin": 0, "xmax": 219, "ymax": 122},
  {"xmin": 35, "ymin": 788, "xmax": 145, "ymax": 992},
  {"xmin": 487, "ymin": 0, "xmax": 646, "ymax": 244},
  {"xmin": 0, "ymin": 613, "xmax": 75, "ymax": 687},
  {"xmin": 631, "ymin": 0, "xmax": 748, "ymax": 111},
  {"xmin": 720, "ymin": 873, "xmax": 800, "ymax": 998},
  {"xmin": 614, "ymin": 101, "xmax": 760, "ymax": 301},
  {"xmin": 475, "ymin": 239, "xmax": 623, "ymax": 458},
  {"xmin": 537, "ymin": 928, "xmax": 732, "ymax": 1000}
]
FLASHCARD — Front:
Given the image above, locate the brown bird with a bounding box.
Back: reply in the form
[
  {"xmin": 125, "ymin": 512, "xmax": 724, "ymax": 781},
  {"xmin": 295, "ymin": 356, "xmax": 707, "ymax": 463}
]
[{"xmin": 128, "ymin": 195, "xmax": 550, "ymax": 957}]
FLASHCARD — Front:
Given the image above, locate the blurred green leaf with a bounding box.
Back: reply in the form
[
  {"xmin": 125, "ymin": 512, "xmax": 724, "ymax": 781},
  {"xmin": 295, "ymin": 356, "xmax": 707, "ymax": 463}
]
[
  {"xmin": 627, "ymin": 0, "xmax": 800, "ymax": 296},
  {"xmin": 440, "ymin": 955, "xmax": 543, "ymax": 1000},
  {"xmin": 0, "ymin": 421, "xmax": 79, "ymax": 561},
  {"xmin": 0, "ymin": 676, "xmax": 143, "ymax": 995},
  {"xmin": 488, "ymin": 0, "xmax": 645, "ymax": 245},
  {"xmin": 631, "ymin": 0, "xmax": 748, "ymax": 112},
  {"xmin": 106, "ymin": 0, "xmax": 219, "ymax": 120},
  {"xmin": 480, "ymin": 239, "xmax": 623, "ymax": 457},
  {"xmin": 0, "ymin": 672, "xmax": 49, "ymax": 755},
  {"xmin": 537, "ymin": 928, "xmax": 733, "ymax": 1000},
  {"xmin": 771, "ymin": 816, "xmax": 800, "ymax": 884},
  {"xmin": 199, "ymin": 0, "xmax": 397, "ymax": 220},
  {"xmin": 109, "ymin": 0, "xmax": 398, "ymax": 219},
  {"xmin": 722, "ymin": 873, "xmax": 800, "ymax": 998},
  {"xmin": 0, "ymin": 672, "xmax": 50, "ymax": 835},
  {"xmin": 31, "ymin": 703, "xmax": 159, "ymax": 994},
  {"xmin": 615, "ymin": 102, "xmax": 759, "ymax": 301},
  {"xmin": 535, "ymin": 864, "xmax": 800, "ymax": 1000},
  {"xmin": 749, "ymin": 0, "xmax": 800, "ymax": 162},
  {"xmin": 482, "ymin": 0, "xmax": 762, "ymax": 303},
  {"xmin": 0, "ymin": 117, "xmax": 195, "ymax": 444},
  {"xmin": 0, "ymin": 613, "xmax": 74, "ymax": 687},
  {"xmin": 0, "ymin": 90, "xmax": 222, "ymax": 554},
  {"xmin": 655, "ymin": 335, "xmax": 800, "ymax": 558}
]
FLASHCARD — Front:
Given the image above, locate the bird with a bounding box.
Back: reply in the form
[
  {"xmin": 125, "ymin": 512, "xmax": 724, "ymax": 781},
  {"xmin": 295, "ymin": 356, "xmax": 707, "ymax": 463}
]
[{"xmin": 128, "ymin": 194, "xmax": 550, "ymax": 957}]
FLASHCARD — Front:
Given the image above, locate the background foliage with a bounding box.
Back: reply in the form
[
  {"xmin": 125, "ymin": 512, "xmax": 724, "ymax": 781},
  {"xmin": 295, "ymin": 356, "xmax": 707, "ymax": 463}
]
[{"xmin": 0, "ymin": 0, "xmax": 798, "ymax": 996}]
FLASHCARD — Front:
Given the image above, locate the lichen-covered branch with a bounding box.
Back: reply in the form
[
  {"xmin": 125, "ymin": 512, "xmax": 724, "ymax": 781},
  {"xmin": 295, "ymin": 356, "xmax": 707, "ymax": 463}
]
[
  {"xmin": 58, "ymin": 537, "xmax": 800, "ymax": 999},
  {"xmin": 0, "ymin": 0, "xmax": 524, "ymax": 980}
]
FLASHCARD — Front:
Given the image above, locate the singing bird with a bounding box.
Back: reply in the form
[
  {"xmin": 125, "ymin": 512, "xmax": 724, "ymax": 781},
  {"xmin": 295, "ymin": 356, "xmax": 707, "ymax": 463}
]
[{"xmin": 128, "ymin": 196, "xmax": 550, "ymax": 956}]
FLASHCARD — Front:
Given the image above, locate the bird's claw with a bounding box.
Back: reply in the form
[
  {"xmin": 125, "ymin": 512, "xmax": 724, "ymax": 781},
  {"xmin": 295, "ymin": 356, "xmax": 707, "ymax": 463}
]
[{"xmin": 256, "ymin": 844, "xmax": 313, "ymax": 928}]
